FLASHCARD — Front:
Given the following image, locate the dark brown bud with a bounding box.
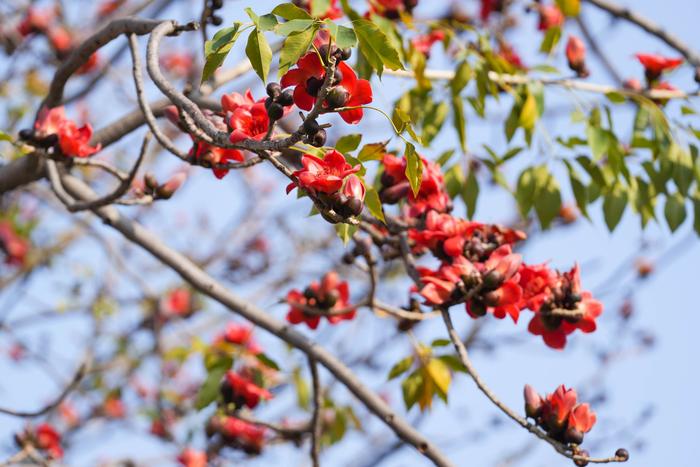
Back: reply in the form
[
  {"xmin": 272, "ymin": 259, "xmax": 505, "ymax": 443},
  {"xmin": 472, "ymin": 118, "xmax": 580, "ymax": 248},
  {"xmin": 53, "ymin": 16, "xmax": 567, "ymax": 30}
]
[
  {"xmin": 469, "ymin": 300, "xmax": 487, "ymax": 317},
  {"xmin": 212, "ymin": 0, "xmax": 224, "ymax": 8},
  {"xmin": 303, "ymin": 118, "xmax": 320, "ymax": 134},
  {"xmin": 266, "ymin": 82, "xmax": 281, "ymax": 98},
  {"xmin": 564, "ymin": 427, "xmax": 584, "ymax": 445},
  {"xmin": 18, "ymin": 129, "xmax": 33, "ymax": 141},
  {"xmin": 574, "ymin": 450, "xmax": 590, "ymax": 467},
  {"xmin": 346, "ymin": 197, "xmax": 364, "ymax": 216},
  {"xmin": 211, "ymin": 15, "xmax": 223, "ymax": 26},
  {"xmin": 309, "ymin": 128, "xmax": 327, "ymax": 147},
  {"xmin": 326, "ymin": 86, "xmax": 349, "ymax": 108},
  {"xmin": 305, "ymin": 77, "xmax": 323, "ymax": 97},
  {"xmin": 338, "ymin": 48, "xmax": 352, "ymax": 61},
  {"xmin": 267, "ymin": 102, "xmax": 284, "ymax": 121},
  {"xmin": 615, "ymin": 448, "xmax": 629, "ymax": 461},
  {"xmin": 318, "ymin": 44, "xmax": 338, "ymax": 65},
  {"xmin": 144, "ymin": 173, "xmax": 159, "ymax": 191},
  {"xmin": 278, "ymin": 88, "xmax": 294, "ymax": 106},
  {"xmin": 482, "ymin": 270, "xmax": 504, "ymax": 291}
]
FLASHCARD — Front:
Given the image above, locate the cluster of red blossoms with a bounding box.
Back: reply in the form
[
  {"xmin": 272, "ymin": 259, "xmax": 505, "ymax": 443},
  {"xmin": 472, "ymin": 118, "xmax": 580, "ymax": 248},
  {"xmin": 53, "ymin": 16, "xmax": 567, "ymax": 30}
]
[
  {"xmin": 214, "ymin": 322, "xmax": 263, "ymax": 355},
  {"xmin": 286, "ymin": 271, "xmax": 356, "ymax": 329},
  {"xmin": 0, "ymin": 220, "xmax": 29, "ymax": 267},
  {"xmin": 16, "ymin": 424, "xmax": 63, "ymax": 460},
  {"xmin": 220, "ymin": 370, "xmax": 273, "ymax": 409},
  {"xmin": 15, "ymin": 7, "xmax": 99, "ymax": 74},
  {"xmin": 207, "ymin": 415, "xmax": 267, "ymax": 454},
  {"xmin": 281, "ymin": 50, "xmax": 372, "ymax": 125},
  {"xmin": 370, "ymin": 151, "xmax": 602, "ymax": 349},
  {"xmin": 32, "ymin": 107, "xmax": 101, "ymax": 158},
  {"xmin": 524, "ymin": 384, "xmax": 596, "ymax": 446}
]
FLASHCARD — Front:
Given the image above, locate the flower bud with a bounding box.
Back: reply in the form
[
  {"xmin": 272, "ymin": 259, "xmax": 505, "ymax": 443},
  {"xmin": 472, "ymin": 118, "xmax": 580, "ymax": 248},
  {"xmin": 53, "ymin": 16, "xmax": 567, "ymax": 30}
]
[
  {"xmin": 309, "ymin": 128, "xmax": 327, "ymax": 147},
  {"xmin": 564, "ymin": 426, "xmax": 584, "ymax": 445},
  {"xmin": 481, "ymin": 270, "xmax": 504, "ymax": 291},
  {"xmin": 326, "ymin": 86, "xmax": 349, "ymax": 108},
  {"xmin": 342, "ymin": 175, "xmax": 365, "ymax": 202},
  {"xmin": 615, "ymin": 448, "xmax": 629, "ymax": 461},
  {"xmin": 346, "ymin": 197, "xmax": 364, "ymax": 217},
  {"xmin": 305, "ymin": 77, "xmax": 323, "ymax": 97},
  {"xmin": 144, "ymin": 172, "xmax": 159, "ymax": 191},
  {"xmin": 278, "ymin": 89, "xmax": 294, "ymax": 106},
  {"xmin": 266, "ymin": 82, "xmax": 281, "ymax": 98},
  {"xmin": 156, "ymin": 172, "xmax": 186, "ymax": 199},
  {"xmin": 566, "ymin": 35, "xmax": 588, "ymax": 77},
  {"xmin": 574, "ymin": 450, "xmax": 590, "ymax": 467},
  {"xmin": 267, "ymin": 102, "xmax": 284, "ymax": 121},
  {"xmin": 379, "ymin": 184, "xmax": 409, "ymax": 204},
  {"xmin": 523, "ymin": 384, "xmax": 543, "ymax": 418}
]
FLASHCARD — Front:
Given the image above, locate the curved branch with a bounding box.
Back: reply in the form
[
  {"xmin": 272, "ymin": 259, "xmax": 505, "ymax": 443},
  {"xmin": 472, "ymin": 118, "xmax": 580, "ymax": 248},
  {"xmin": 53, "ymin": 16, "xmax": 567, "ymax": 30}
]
[
  {"xmin": 439, "ymin": 309, "xmax": 627, "ymax": 465},
  {"xmin": 58, "ymin": 173, "xmax": 455, "ymax": 467}
]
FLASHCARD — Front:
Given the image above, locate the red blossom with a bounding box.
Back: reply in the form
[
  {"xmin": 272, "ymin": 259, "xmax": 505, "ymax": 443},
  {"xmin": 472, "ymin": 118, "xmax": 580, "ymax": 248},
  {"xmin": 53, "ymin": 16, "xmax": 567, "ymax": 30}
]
[
  {"xmin": 566, "ymin": 35, "xmax": 588, "ymax": 77},
  {"xmin": 220, "ymin": 416, "xmax": 266, "ymax": 453},
  {"xmin": 525, "ymin": 385, "xmax": 597, "ymax": 443},
  {"xmin": 177, "ymin": 448, "xmax": 207, "ymax": 467},
  {"xmin": 35, "ymin": 423, "xmax": 63, "ymax": 459},
  {"xmin": 480, "ymin": 0, "xmax": 498, "ymax": 22},
  {"xmin": 527, "ymin": 265, "xmax": 603, "ymax": 349},
  {"xmin": 288, "ymin": 149, "xmax": 360, "ymax": 195},
  {"xmin": 17, "ymin": 7, "xmax": 52, "ymax": 36},
  {"xmin": 35, "ymin": 107, "xmax": 101, "ymax": 158},
  {"xmin": 537, "ymin": 5, "xmax": 564, "ymax": 31},
  {"xmin": 286, "ymin": 272, "xmax": 356, "ymax": 329},
  {"xmin": 0, "ymin": 221, "xmax": 29, "ymax": 267},
  {"xmin": 411, "ymin": 30, "xmax": 445, "ymax": 57},
  {"xmin": 159, "ymin": 288, "xmax": 194, "ymax": 318},
  {"xmin": 635, "ymin": 53, "xmax": 683, "ymax": 80},
  {"xmin": 568, "ymin": 402, "xmax": 597, "ymax": 434},
  {"xmin": 380, "ymin": 153, "xmax": 451, "ymax": 216},
  {"xmin": 217, "ymin": 323, "xmax": 262, "ymax": 354},
  {"xmin": 47, "ymin": 26, "xmax": 73, "ymax": 54},
  {"xmin": 223, "ymin": 371, "xmax": 272, "ymax": 409},
  {"xmin": 498, "ymin": 42, "xmax": 526, "ymax": 70},
  {"xmin": 103, "ymin": 396, "xmax": 125, "ymax": 418},
  {"xmin": 280, "ymin": 53, "xmax": 372, "ymax": 124},
  {"xmin": 342, "ymin": 174, "xmax": 366, "ymax": 201}
]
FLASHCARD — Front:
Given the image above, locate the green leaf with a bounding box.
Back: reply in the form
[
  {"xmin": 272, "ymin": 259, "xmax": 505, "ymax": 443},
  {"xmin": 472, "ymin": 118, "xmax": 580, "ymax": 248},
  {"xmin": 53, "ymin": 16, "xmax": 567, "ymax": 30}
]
[
  {"xmin": 452, "ymin": 95, "xmax": 467, "ymax": 153},
  {"xmin": 450, "ymin": 61, "xmax": 472, "ymax": 96},
  {"xmin": 323, "ymin": 21, "xmax": 358, "ymax": 48},
  {"xmin": 364, "ymin": 186, "xmax": 386, "ymax": 223},
  {"xmin": 693, "ymin": 194, "xmax": 700, "ymax": 235},
  {"xmin": 444, "ymin": 164, "xmax": 464, "ymax": 199},
  {"xmin": 255, "ymin": 353, "xmax": 281, "ymax": 371},
  {"xmin": 664, "ymin": 193, "xmax": 687, "ymax": 232},
  {"xmin": 401, "ymin": 369, "xmax": 423, "ymax": 410},
  {"xmin": 278, "ymin": 25, "xmax": 316, "ymax": 77},
  {"xmin": 272, "ymin": 3, "xmax": 312, "ymax": 20},
  {"xmin": 437, "ymin": 354, "xmax": 466, "ymax": 373},
  {"xmin": 0, "ymin": 131, "xmax": 13, "ymax": 143},
  {"xmin": 335, "ymin": 134, "xmax": 362, "ymax": 153},
  {"xmin": 292, "ymin": 367, "xmax": 310, "ymax": 410},
  {"xmin": 311, "ymin": 0, "xmax": 331, "ymax": 17},
  {"xmin": 605, "ymin": 91, "xmax": 627, "ymax": 104},
  {"xmin": 603, "ymin": 185, "xmax": 628, "ymax": 231},
  {"xmin": 246, "ymin": 27, "xmax": 272, "ymax": 83},
  {"xmin": 194, "ymin": 361, "xmax": 229, "ymax": 410},
  {"xmin": 539, "ymin": 26, "xmax": 561, "ymax": 54},
  {"xmin": 563, "ymin": 160, "xmax": 590, "ymax": 219},
  {"xmin": 462, "ymin": 169, "xmax": 479, "ymax": 219},
  {"xmin": 405, "ymin": 142, "xmax": 422, "ymax": 197},
  {"xmin": 426, "ymin": 358, "xmax": 451, "ymax": 396},
  {"xmin": 275, "ymin": 19, "xmax": 315, "ymax": 36},
  {"xmin": 201, "ymin": 23, "xmax": 242, "ymax": 83},
  {"xmin": 431, "ymin": 339, "xmax": 451, "ymax": 348},
  {"xmin": 533, "ymin": 166, "xmax": 561, "ymax": 229},
  {"xmin": 358, "ymin": 142, "xmax": 386, "ymax": 161},
  {"xmin": 556, "ymin": 0, "xmax": 580, "ymax": 16},
  {"xmin": 335, "ymin": 223, "xmax": 358, "ymax": 245},
  {"xmin": 388, "ymin": 356, "xmax": 414, "ymax": 380},
  {"xmin": 515, "ymin": 167, "xmax": 537, "ymax": 218},
  {"xmin": 519, "ymin": 92, "xmax": 538, "ymax": 132},
  {"xmin": 587, "ymin": 126, "xmax": 609, "ymax": 161},
  {"xmin": 351, "ymin": 18, "xmax": 403, "ymax": 76}
]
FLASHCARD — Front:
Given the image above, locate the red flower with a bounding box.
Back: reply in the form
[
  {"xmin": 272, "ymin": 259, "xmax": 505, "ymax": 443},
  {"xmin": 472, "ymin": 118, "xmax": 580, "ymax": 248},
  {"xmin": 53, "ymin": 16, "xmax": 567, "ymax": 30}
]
[
  {"xmin": 480, "ymin": 0, "xmax": 498, "ymax": 22},
  {"xmin": 161, "ymin": 51, "xmax": 195, "ymax": 78},
  {"xmin": 0, "ymin": 221, "xmax": 29, "ymax": 267},
  {"xmin": 537, "ymin": 5, "xmax": 564, "ymax": 31},
  {"xmin": 59, "ymin": 402, "xmax": 80, "ymax": 428},
  {"xmin": 411, "ymin": 30, "xmax": 445, "ymax": 57},
  {"xmin": 418, "ymin": 256, "xmax": 477, "ymax": 306},
  {"xmin": 177, "ymin": 448, "xmax": 207, "ymax": 467},
  {"xmin": 223, "ymin": 371, "xmax": 272, "ymax": 409},
  {"xmin": 527, "ymin": 265, "xmax": 603, "ymax": 349},
  {"xmin": 190, "ymin": 141, "xmax": 243, "ymax": 179},
  {"xmin": 380, "ymin": 153, "xmax": 451, "ymax": 216},
  {"xmin": 288, "ymin": 149, "xmax": 360, "ymax": 195},
  {"xmin": 217, "ymin": 323, "xmax": 261, "ymax": 354},
  {"xmin": 518, "ymin": 263, "xmax": 553, "ymax": 311},
  {"xmin": 542, "ymin": 384, "xmax": 578, "ymax": 430},
  {"xmin": 17, "ymin": 7, "xmax": 52, "ymax": 36},
  {"xmin": 568, "ymin": 403, "xmax": 597, "ymax": 434},
  {"xmin": 525, "ymin": 385, "xmax": 597, "ymax": 444},
  {"xmin": 35, "ymin": 107, "xmax": 101, "ymax": 158},
  {"xmin": 298, "ymin": 0, "xmax": 343, "ymax": 19},
  {"xmin": 159, "ymin": 288, "xmax": 194, "ymax": 318},
  {"xmin": 566, "ymin": 35, "xmax": 588, "ymax": 77},
  {"xmin": 222, "ymin": 89, "xmax": 275, "ymax": 143},
  {"xmin": 280, "ymin": 53, "xmax": 372, "ymax": 124},
  {"xmin": 468, "ymin": 245, "xmax": 523, "ymax": 322},
  {"xmin": 103, "ymin": 395, "xmax": 125, "ymax": 418},
  {"xmin": 368, "ymin": 0, "xmax": 417, "ymax": 19},
  {"xmin": 47, "ymin": 26, "xmax": 73, "ymax": 54},
  {"xmin": 35, "ymin": 424, "xmax": 63, "ymax": 460},
  {"xmin": 635, "ymin": 53, "xmax": 683, "ymax": 80},
  {"xmin": 286, "ymin": 272, "xmax": 356, "ymax": 329},
  {"xmin": 220, "ymin": 416, "xmax": 266, "ymax": 453},
  {"xmin": 498, "ymin": 42, "xmax": 526, "ymax": 70}
]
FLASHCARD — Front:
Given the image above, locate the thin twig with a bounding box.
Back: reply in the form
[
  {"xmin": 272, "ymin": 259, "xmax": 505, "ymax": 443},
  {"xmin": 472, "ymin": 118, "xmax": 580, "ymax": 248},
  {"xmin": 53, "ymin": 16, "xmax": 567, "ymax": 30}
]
[{"xmin": 309, "ymin": 357, "xmax": 322, "ymax": 467}]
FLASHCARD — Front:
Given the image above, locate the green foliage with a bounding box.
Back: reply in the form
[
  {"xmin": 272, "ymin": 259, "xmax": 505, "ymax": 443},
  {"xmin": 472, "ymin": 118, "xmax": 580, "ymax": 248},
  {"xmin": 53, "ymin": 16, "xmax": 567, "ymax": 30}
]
[{"xmin": 201, "ymin": 23, "xmax": 243, "ymax": 83}]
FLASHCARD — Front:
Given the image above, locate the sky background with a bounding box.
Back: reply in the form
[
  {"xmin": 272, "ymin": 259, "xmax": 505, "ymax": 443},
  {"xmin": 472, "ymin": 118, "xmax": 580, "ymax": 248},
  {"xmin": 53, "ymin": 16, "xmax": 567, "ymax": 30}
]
[{"xmin": 1, "ymin": 0, "xmax": 699, "ymax": 466}]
